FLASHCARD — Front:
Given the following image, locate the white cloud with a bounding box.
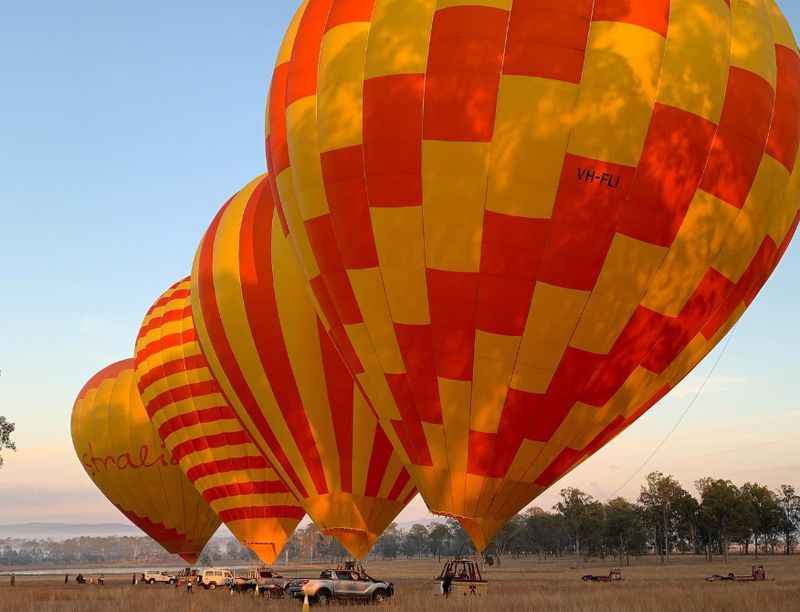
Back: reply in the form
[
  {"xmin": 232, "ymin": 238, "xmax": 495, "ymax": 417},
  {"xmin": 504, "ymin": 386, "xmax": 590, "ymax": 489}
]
[{"xmin": 670, "ymin": 374, "xmax": 749, "ymax": 399}]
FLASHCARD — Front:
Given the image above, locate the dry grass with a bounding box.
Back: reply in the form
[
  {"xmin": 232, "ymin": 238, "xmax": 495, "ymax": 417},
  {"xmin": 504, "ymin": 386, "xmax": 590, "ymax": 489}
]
[{"xmin": 2, "ymin": 556, "xmax": 799, "ymax": 611}]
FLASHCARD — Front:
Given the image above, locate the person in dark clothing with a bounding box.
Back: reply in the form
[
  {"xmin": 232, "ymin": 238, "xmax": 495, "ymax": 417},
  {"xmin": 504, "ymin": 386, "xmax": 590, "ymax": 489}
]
[
  {"xmin": 65, "ymin": 574, "xmax": 69, "ymax": 585},
  {"xmin": 442, "ymin": 573, "xmax": 453, "ymax": 599}
]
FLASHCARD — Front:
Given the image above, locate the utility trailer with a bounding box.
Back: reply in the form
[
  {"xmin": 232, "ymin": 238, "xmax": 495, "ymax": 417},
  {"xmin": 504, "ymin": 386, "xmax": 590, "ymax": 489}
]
[
  {"xmin": 705, "ymin": 565, "xmax": 771, "ymax": 582},
  {"xmin": 582, "ymin": 569, "xmax": 624, "ymax": 583}
]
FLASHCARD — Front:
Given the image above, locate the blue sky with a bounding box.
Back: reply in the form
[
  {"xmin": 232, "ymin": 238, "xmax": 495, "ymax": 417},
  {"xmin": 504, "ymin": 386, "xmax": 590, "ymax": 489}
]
[{"xmin": 0, "ymin": 1, "xmax": 798, "ymax": 526}]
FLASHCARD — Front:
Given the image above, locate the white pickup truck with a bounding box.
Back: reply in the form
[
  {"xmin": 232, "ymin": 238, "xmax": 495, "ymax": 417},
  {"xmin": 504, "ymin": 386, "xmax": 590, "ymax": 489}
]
[{"xmin": 302, "ymin": 568, "xmax": 393, "ymax": 605}]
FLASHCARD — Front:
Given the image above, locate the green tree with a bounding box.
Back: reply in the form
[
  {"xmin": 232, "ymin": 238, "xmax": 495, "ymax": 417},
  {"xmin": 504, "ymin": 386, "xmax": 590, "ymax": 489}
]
[
  {"xmin": 427, "ymin": 523, "xmax": 450, "ymax": 562},
  {"xmin": 554, "ymin": 488, "xmax": 601, "ymax": 565},
  {"xmin": 446, "ymin": 518, "xmax": 474, "ymax": 556},
  {"xmin": 317, "ymin": 534, "xmax": 347, "ymax": 561},
  {"xmin": 740, "ymin": 483, "xmax": 781, "ymax": 557},
  {"xmin": 402, "ymin": 524, "xmax": 429, "ymax": 559},
  {"xmin": 524, "ymin": 508, "xmax": 570, "ymax": 559},
  {"xmin": 0, "ymin": 417, "xmax": 15, "ymax": 467},
  {"xmin": 490, "ymin": 515, "xmax": 526, "ymax": 562},
  {"xmin": 374, "ymin": 523, "xmax": 401, "ymax": 559},
  {"xmin": 638, "ymin": 472, "xmax": 691, "ymax": 562},
  {"xmin": 297, "ymin": 523, "xmax": 323, "ymax": 562},
  {"xmin": 604, "ymin": 497, "xmax": 647, "ymax": 565},
  {"xmin": 696, "ymin": 478, "xmax": 748, "ymax": 563},
  {"xmin": 777, "ymin": 485, "xmax": 799, "ymax": 555},
  {"xmin": 672, "ymin": 488, "xmax": 701, "ymax": 554}
]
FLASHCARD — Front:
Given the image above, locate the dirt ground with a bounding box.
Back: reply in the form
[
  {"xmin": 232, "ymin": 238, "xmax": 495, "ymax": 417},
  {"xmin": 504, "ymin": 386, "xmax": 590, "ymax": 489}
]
[{"xmin": 1, "ymin": 555, "xmax": 799, "ymax": 611}]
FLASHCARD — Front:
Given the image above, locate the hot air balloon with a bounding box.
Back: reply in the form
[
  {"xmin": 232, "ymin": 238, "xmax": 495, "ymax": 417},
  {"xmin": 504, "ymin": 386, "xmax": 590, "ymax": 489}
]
[
  {"xmin": 71, "ymin": 360, "xmax": 220, "ymax": 563},
  {"xmin": 134, "ymin": 278, "xmax": 305, "ymax": 564},
  {"xmin": 191, "ymin": 176, "xmax": 417, "ymax": 559},
  {"xmin": 265, "ymin": 0, "xmax": 800, "ymax": 549}
]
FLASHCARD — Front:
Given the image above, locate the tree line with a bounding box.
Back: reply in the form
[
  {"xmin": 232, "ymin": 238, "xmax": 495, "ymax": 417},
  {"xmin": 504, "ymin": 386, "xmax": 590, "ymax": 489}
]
[
  {"xmin": 1, "ymin": 472, "xmax": 798, "ymax": 568},
  {"xmin": 0, "ymin": 536, "xmax": 265, "ymax": 568},
  {"xmin": 368, "ymin": 473, "xmax": 800, "ymax": 565}
]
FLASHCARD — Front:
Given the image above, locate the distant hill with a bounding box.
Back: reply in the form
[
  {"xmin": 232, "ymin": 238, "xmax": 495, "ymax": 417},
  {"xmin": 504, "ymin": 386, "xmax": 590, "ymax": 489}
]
[
  {"xmin": 0, "ymin": 523, "xmax": 142, "ymax": 540},
  {"xmin": 394, "ymin": 517, "xmax": 447, "ymax": 531},
  {"xmin": 0, "ymin": 522, "xmax": 234, "ymax": 541},
  {"xmin": 0, "ymin": 518, "xmax": 442, "ymax": 541}
]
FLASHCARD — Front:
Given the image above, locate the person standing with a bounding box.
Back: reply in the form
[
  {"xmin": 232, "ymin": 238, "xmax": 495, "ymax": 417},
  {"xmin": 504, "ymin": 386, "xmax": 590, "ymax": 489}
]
[
  {"xmin": 10, "ymin": 573, "xmax": 15, "ymax": 587},
  {"xmin": 442, "ymin": 572, "xmax": 452, "ymax": 599}
]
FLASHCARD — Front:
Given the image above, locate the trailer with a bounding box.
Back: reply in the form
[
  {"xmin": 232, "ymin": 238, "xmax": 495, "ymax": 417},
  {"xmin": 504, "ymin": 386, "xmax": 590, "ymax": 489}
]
[
  {"xmin": 582, "ymin": 569, "xmax": 623, "ymax": 583},
  {"xmin": 705, "ymin": 565, "xmax": 771, "ymax": 583}
]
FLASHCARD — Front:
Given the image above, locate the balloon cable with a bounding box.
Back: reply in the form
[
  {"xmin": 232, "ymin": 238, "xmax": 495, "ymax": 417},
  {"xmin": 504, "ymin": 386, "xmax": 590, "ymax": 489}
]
[{"xmin": 606, "ymin": 327, "xmax": 737, "ymax": 499}]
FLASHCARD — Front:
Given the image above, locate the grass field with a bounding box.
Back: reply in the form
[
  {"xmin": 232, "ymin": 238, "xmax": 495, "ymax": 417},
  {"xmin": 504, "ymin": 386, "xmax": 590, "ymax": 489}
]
[{"xmin": 1, "ymin": 555, "xmax": 799, "ymax": 611}]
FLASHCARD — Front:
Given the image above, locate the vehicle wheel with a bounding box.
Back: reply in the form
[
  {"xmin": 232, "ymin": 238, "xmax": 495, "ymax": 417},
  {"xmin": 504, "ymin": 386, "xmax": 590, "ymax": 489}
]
[
  {"xmin": 208, "ymin": 583, "xmax": 217, "ymax": 591},
  {"xmin": 169, "ymin": 579, "xmax": 175, "ymax": 585},
  {"xmin": 316, "ymin": 591, "xmax": 330, "ymax": 606},
  {"xmin": 372, "ymin": 589, "xmax": 387, "ymax": 603},
  {"xmin": 148, "ymin": 579, "xmax": 155, "ymax": 585}
]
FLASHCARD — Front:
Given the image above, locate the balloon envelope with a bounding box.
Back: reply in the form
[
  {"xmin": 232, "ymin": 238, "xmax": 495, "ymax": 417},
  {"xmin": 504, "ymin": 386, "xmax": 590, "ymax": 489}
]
[
  {"xmin": 135, "ymin": 278, "xmax": 305, "ymax": 564},
  {"xmin": 71, "ymin": 360, "xmax": 220, "ymax": 563},
  {"xmin": 192, "ymin": 176, "xmax": 417, "ymax": 559},
  {"xmin": 266, "ymin": 0, "xmax": 800, "ymax": 548}
]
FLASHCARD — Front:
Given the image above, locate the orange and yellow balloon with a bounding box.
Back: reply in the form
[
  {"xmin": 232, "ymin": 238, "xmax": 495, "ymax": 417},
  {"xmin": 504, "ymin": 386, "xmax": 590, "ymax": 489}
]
[
  {"xmin": 265, "ymin": 0, "xmax": 800, "ymax": 548},
  {"xmin": 134, "ymin": 279, "xmax": 305, "ymax": 564},
  {"xmin": 71, "ymin": 360, "xmax": 220, "ymax": 563},
  {"xmin": 191, "ymin": 176, "xmax": 417, "ymax": 559}
]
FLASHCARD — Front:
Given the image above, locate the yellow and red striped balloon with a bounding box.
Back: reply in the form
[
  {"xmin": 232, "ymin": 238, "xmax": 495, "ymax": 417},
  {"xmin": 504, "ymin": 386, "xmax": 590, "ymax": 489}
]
[
  {"xmin": 71, "ymin": 360, "xmax": 220, "ymax": 563},
  {"xmin": 134, "ymin": 279, "xmax": 305, "ymax": 564},
  {"xmin": 191, "ymin": 175, "xmax": 417, "ymax": 559},
  {"xmin": 265, "ymin": 0, "xmax": 800, "ymax": 548}
]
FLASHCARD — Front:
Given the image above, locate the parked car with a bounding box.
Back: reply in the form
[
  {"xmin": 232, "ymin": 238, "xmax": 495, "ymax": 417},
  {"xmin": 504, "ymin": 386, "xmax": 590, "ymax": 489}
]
[
  {"xmin": 142, "ymin": 571, "xmax": 176, "ymax": 585},
  {"xmin": 286, "ymin": 577, "xmax": 310, "ymax": 600},
  {"xmin": 302, "ymin": 567, "xmax": 394, "ymax": 605},
  {"xmin": 200, "ymin": 568, "xmax": 233, "ymax": 590},
  {"xmin": 232, "ymin": 567, "xmax": 290, "ymax": 595}
]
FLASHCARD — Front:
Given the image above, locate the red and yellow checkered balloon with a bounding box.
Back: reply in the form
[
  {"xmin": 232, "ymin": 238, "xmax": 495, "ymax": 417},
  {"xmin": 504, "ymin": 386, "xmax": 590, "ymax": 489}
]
[
  {"xmin": 134, "ymin": 279, "xmax": 305, "ymax": 564},
  {"xmin": 265, "ymin": 0, "xmax": 800, "ymax": 549},
  {"xmin": 191, "ymin": 176, "xmax": 417, "ymax": 559}
]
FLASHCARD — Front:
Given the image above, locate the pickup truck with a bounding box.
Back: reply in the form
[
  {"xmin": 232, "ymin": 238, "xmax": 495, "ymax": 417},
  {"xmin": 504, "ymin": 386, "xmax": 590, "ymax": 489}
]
[
  {"xmin": 232, "ymin": 567, "xmax": 290, "ymax": 596},
  {"xmin": 302, "ymin": 568, "xmax": 394, "ymax": 605}
]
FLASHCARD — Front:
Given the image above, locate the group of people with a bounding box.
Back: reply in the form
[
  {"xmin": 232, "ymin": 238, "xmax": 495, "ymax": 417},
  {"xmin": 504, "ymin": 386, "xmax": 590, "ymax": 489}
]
[
  {"xmin": 174, "ymin": 573, "xmax": 200, "ymax": 593},
  {"xmin": 69, "ymin": 573, "xmax": 104, "ymax": 585}
]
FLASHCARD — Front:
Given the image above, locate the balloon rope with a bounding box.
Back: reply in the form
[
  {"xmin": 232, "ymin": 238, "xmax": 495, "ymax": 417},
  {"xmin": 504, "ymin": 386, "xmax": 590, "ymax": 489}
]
[{"xmin": 607, "ymin": 327, "xmax": 737, "ymax": 499}]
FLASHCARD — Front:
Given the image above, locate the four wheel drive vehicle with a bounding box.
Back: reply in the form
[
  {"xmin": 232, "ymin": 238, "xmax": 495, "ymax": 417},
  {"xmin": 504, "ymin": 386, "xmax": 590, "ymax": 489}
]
[
  {"xmin": 200, "ymin": 568, "xmax": 233, "ymax": 590},
  {"xmin": 434, "ymin": 558, "xmax": 488, "ymax": 596},
  {"xmin": 286, "ymin": 577, "xmax": 310, "ymax": 600},
  {"xmin": 142, "ymin": 571, "xmax": 176, "ymax": 585},
  {"xmin": 230, "ymin": 567, "xmax": 290, "ymax": 595},
  {"xmin": 302, "ymin": 568, "xmax": 394, "ymax": 605},
  {"xmin": 582, "ymin": 569, "xmax": 623, "ymax": 583}
]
